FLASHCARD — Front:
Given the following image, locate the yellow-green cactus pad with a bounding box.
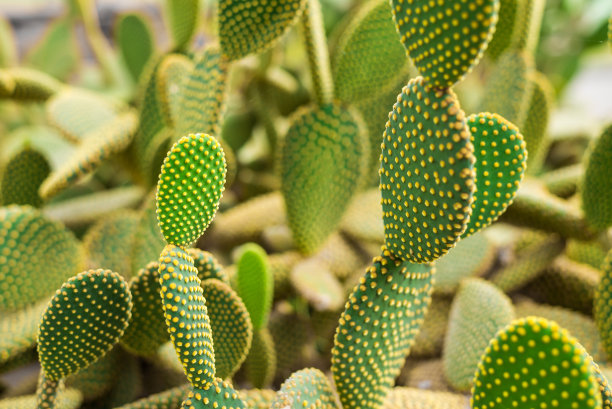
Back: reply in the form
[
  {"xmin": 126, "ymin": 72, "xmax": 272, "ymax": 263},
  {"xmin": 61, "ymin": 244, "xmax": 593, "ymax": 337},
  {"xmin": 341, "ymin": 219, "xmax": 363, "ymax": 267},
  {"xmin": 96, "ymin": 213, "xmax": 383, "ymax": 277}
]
[
  {"xmin": 462, "ymin": 113, "xmax": 527, "ymax": 238},
  {"xmin": 218, "ymin": 0, "xmax": 307, "ymax": 61},
  {"xmin": 0, "ymin": 388, "xmax": 82, "ymax": 409},
  {"xmin": 435, "ymin": 231, "xmax": 495, "ymax": 294},
  {"xmin": 187, "ymin": 248, "xmax": 228, "ymax": 284},
  {"xmin": 271, "ymin": 368, "xmax": 339, "ymax": 409},
  {"xmin": 39, "ymin": 111, "xmax": 138, "ymax": 199},
  {"xmin": 542, "ymin": 164, "xmax": 583, "ymax": 199},
  {"xmin": 0, "ymin": 16, "xmax": 17, "ymax": 67},
  {"xmin": 116, "ymin": 13, "xmax": 154, "ymax": 82},
  {"xmin": 411, "ymin": 296, "xmax": 451, "ymax": 358},
  {"xmin": 26, "ymin": 18, "xmax": 78, "ymax": 81},
  {"xmin": 512, "ymin": 0, "xmax": 545, "ymax": 54},
  {"xmin": 566, "ymin": 237, "xmax": 608, "ymax": 269},
  {"xmin": 245, "ymin": 328, "xmax": 277, "ymax": 389},
  {"xmin": 270, "ymin": 312, "xmax": 311, "ymax": 380},
  {"xmin": 37, "ymin": 269, "xmax": 132, "ymax": 380},
  {"xmin": 380, "ymin": 77, "xmax": 475, "ymax": 263},
  {"xmin": 131, "ymin": 193, "xmax": 166, "ymax": 275},
  {"xmin": 0, "ymin": 205, "xmax": 83, "ymax": 310},
  {"xmin": 0, "ymin": 67, "xmax": 62, "ymax": 101},
  {"xmin": 383, "ymin": 387, "xmax": 468, "ymax": 409},
  {"xmin": 177, "ymin": 45, "xmax": 229, "ymax": 139},
  {"xmin": 595, "ymin": 250, "xmax": 612, "ymax": 360},
  {"xmin": 0, "ymin": 147, "xmax": 50, "ymax": 207},
  {"xmin": 290, "ymin": 260, "xmax": 344, "ymax": 311},
  {"xmin": 46, "ymin": 88, "xmax": 122, "ymax": 143},
  {"xmin": 582, "ymin": 124, "xmax": 612, "ymax": 230},
  {"xmin": 167, "ymin": 0, "xmax": 199, "ymax": 50},
  {"xmin": 312, "ymin": 233, "xmax": 363, "ymax": 281},
  {"xmin": 121, "ymin": 262, "xmax": 169, "ymax": 356},
  {"xmin": 522, "ymin": 72, "xmax": 554, "ymax": 173},
  {"xmin": 181, "ymin": 379, "xmax": 246, "ymax": 409},
  {"xmin": 83, "ymin": 210, "xmax": 139, "ymax": 277},
  {"xmin": 333, "ymin": 0, "xmax": 408, "ymax": 102},
  {"xmin": 157, "ymin": 54, "xmax": 193, "ymax": 129},
  {"xmin": 471, "ymin": 317, "xmax": 602, "ymax": 409},
  {"xmin": 281, "ymin": 103, "xmax": 368, "ymax": 254},
  {"xmin": 114, "ymin": 384, "xmax": 190, "ymax": 409},
  {"xmin": 399, "ymin": 358, "xmax": 452, "ymax": 391},
  {"xmin": 239, "ymin": 389, "xmax": 277, "ymax": 409},
  {"xmin": 201, "ymin": 278, "xmax": 252, "ymax": 380},
  {"xmin": 0, "ymin": 298, "xmax": 48, "ymax": 366},
  {"xmin": 158, "ymin": 245, "xmax": 215, "ymax": 388},
  {"xmin": 442, "ymin": 278, "xmax": 514, "ymax": 391},
  {"xmin": 390, "ymin": 0, "xmax": 499, "ymax": 88},
  {"xmin": 332, "ymin": 247, "xmax": 435, "ymax": 409},
  {"xmin": 480, "ymin": 50, "xmax": 534, "ymax": 126},
  {"xmin": 486, "ymin": 0, "xmax": 524, "ymax": 60},
  {"xmin": 156, "ymin": 134, "xmax": 226, "ymax": 247},
  {"xmin": 65, "ymin": 347, "xmax": 120, "ymax": 401},
  {"xmin": 340, "ymin": 188, "xmax": 384, "ymax": 243},
  {"xmin": 236, "ymin": 243, "xmax": 273, "ymax": 330}
]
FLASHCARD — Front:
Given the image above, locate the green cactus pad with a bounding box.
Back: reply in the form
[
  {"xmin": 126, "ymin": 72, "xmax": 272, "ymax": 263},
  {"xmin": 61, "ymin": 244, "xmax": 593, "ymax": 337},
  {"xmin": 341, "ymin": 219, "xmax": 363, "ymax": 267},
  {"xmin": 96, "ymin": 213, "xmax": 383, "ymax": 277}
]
[
  {"xmin": 157, "ymin": 54, "xmax": 193, "ymax": 129},
  {"xmin": 236, "ymin": 243, "xmax": 273, "ymax": 330},
  {"xmin": 582, "ymin": 124, "xmax": 612, "ymax": 230},
  {"xmin": 158, "ymin": 245, "xmax": 215, "ymax": 388},
  {"xmin": 380, "ymin": 76, "xmax": 475, "ymax": 263},
  {"xmin": 245, "ymin": 329, "xmax": 277, "ymax": 389},
  {"xmin": 383, "ymin": 387, "xmax": 468, "ymax": 409},
  {"xmin": 83, "ymin": 210, "xmax": 139, "ymax": 277},
  {"xmin": 566, "ymin": 237, "xmax": 608, "ymax": 269},
  {"xmin": 0, "ymin": 147, "xmax": 50, "ymax": 207},
  {"xmin": 156, "ymin": 133, "xmax": 226, "ymax": 247},
  {"xmin": 340, "ymin": 188, "xmax": 385, "ymax": 243},
  {"xmin": 166, "ymin": 0, "xmax": 199, "ymax": 50},
  {"xmin": 522, "ymin": 72, "xmax": 554, "ymax": 173},
  {"xmin": 390, "ymin": 0, "xmax": 499, "ymax": 88},
  {"xmin": 181, "ymin": 378, "xmax": 246, "ymax": 409},
  {"xmin": 290, "ymin": 260, "xmax": 344, "ymax": 311},
  {"xmin": 65, "ymin": 347, "xmax": 120, "ymax": 401},
  {"xmin": 271, "ymin": 368, "xmax": 339, "ymax": 409},
  {"xmin": 462, "ymin": 113, "xmax": 527, "ymax": 238},
  {"xmin": 187, "ymin": 248, "xmax": 228, "ymax": 284},
  {"xmin": 486, "ymin": 0, "xmax": 524, "ymax": 60},
  {"xmin": 46, "ymin": 88, "xmax": 122, "ymax": 143},
  {"xmin": 201, "ymin": 278, "xmax": 252, "ymax": 380},
  {"xmin": 443, "ymin": 278, "xmax": 514, "ymax": 391},
  {"xmin": 121, "ymin": 262, "xmax": 169, "ymax": 356},
  {"xmin": 177, "ymin": 45, "xmax": 229, "ymax": 139},
  {"xmin": 270, "ymin": 312, "xmax": 311, "ymax": 380},
  {"xmin": 0, "ymin": 205, "xmax": 83, "ymax": 311},
  {"xmin": 114, "ymin": 384, "xmax": 190, "ymax": 409},
  {"xmin": 542, "ymin": 164, "xmax": 583, "ymax": 199},
  {"xmin": 512, "ymin": 0, "xmax": 545, "ymax": 54},
  {"xmin": 595, "ymin": 250, "xmax": 612, "ymax": 361},
  {"xmin": 26, "ymin": 18, "xmax": 78, "ymax": 81},
  {"xmin": 332, "ymin": 247, "xmax": 435, "ymax": 409},
  {"xmin": 333, "ymin": 0, "xmax": 408, "ymax": 102},
  {"xmin": 0, "ymin": 16, "xmax": 16, "ymax": 67},
  {"xmin": 37, "ymin": 269, "xmax": 132, "ymax": 380},
  {"xmin": 36, "ymin": 373, "xmax": 62, "ymax": 409},
  {"xmin": 240, "ymin": 389, "xmax": 277, "ymax": 409},
  {"xmin": 282, "ymin": 103, "xmax": 368, "ymax": 254},
  {"xmin": 0, "ymin": 388, "xmax": 82, "ymax": 409},
  {"xmin": 0, "ymin": 67, "xmax": 62, "ymax": 101},
  {"xmin": 594, "ymin": 363, "xmax": 612, "ymax": 409},
  {"xmin": 411, "ymin": 296, "xmax": 451, "ymax": 358},
  {"xmin": 481, "ymin": 50, "xmax": 534, "ymax": 126},
  {"xmin": 471, "ymin": 317, "xmax": 602, "ymax": 409},
  {"xmin": 116, "ymin": 13, "xmax": 154, "ymax": 82},
  {"xmin": 131, "ymin": 193, "xmax": 166, "ymax": 275},
  {"xmin": 312, "ymin": 233, "xmax": 362, "ymax": 281},
  {"xmin": 0, "ymin": 298, "xmax": 48, "ymax": 366},
  {"xmin": 218, "ymin": 0, "xmax": 307, "ymax": 61}
]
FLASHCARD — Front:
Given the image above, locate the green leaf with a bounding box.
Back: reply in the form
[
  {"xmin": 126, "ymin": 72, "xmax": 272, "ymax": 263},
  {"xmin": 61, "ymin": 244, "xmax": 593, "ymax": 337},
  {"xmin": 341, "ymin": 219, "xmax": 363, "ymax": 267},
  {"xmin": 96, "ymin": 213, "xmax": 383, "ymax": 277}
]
[
  {"xmin": 582, "ymin": 124, "xmax": 612, "ymax": 230},
  {"xmin": 390, "ymin": 0, "xmax": 499, "ymax": 88},
  {"xmin": 271, "ymin": 368, "xmax": 339, "ymax": 409},
  {"xmin": 156, "ymin": 133, "xmax": 226, "ymax": 247},
  {"xmin": 37, "ymin": 269, "xmax": 132, "ymax": 380},
  {"xmin": 0, "ymin": 147, "xmax": 50, "ymax": 207},
  {"xmin": 380, "ymin": 77, "xmax": 475, "ymax": 263},
  {"xmin": 116, "ymin": 13, "xmax": 154, "ymax": 82},
  {"xmin": 236, "ymin": 243, "xmax": 273, "ymax": 330},
  {"xmin": 167, "ymin": 0, "xmax": 199, "ymax": 51}
]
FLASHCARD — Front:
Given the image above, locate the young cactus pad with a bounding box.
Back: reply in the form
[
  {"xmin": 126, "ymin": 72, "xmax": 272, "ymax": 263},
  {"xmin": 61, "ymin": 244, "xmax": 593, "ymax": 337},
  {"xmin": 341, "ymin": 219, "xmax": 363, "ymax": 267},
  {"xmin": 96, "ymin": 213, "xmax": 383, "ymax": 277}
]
[
  {"xmin": 471, "ymin": 317, "xmax": 602, "ymax": 409},
  {"xmin": 331, "ymin": 247, "xmax": 435, "ymax": 409},
  {"xmin": 236, "ymin": 243, "xmax": 273, "ymax": 330},
  {"xmin": 582, "ymin": 124, "xmax": 612, "ymax": 230},
  {"xmin": 390, "ymin": 0, "xmax": 500, "ymax": 88},
  {"xmin": 0, "ymin": 147, "xmax": 50, "ymax": 207},
  {"xmin": 595, "ymin": 249, "xmax": 612, "ymax": 360},
  {"xmin": 158, "ymin": 244, "xmax": 215, "ymax": 388},
  {"xmin": 380, "ymin": 76, "xmax": 475, "ymax": 263},
  {"xmin": 181, "ymin": 378, "xmax": 246, "ymax": 409},
  {"xmin": 461, "ymin": 112, "xmax": 527, "ymax": 238},
  {"xmin": 271, "ymin": 368, "xmax": 339, "ymax": 409},
  {"xmin": 187, "ymin": 248, "xmax": 229, "ymax": 284},
  {"xmin": 166, "ymin": 0, "xmax": 199, "ymax": 50},
  {"xmin": 156, "ymin": 133, "xmax": 227, "ymax": 247},
  {"xmin": 37, "ymin": 269, "xmax": 132, "ymax": 381}
]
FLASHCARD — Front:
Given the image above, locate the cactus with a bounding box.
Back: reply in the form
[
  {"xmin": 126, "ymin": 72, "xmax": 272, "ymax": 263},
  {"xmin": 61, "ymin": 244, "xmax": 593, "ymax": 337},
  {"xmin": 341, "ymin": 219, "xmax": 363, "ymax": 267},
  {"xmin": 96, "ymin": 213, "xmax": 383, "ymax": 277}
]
[
  {"xmin": 0, "ymin": 147, "xmax": 50, "ymax": 207},
  {"xmin": 166, "ymin": 0, "xmax": 199, "ymax": 51},
  {"xmin": 384, "ymin": 387, "xmax": 468, "ymax": 409},
  {"xmin": 116, "ymin": 13, "xmax": 154, "ymax": 82},
  {"xmin": 271, "ymin": 368, "xmax": 338, "ymax": 409},
  {"xmin": 595, "ymin": 249, "xmax": 612, "ymax": 360},
  {"xmin": 582, "ymin": 124, "xmax": 612, "ymax": 229}
]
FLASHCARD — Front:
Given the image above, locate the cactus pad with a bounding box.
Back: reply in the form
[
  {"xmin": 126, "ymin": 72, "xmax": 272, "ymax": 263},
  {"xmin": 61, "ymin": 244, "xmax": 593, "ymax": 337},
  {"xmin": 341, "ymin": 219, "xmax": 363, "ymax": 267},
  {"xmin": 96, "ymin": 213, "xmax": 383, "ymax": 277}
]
[
  {"xmin": 290, "ymin": 260, "xmax": 344, "ymax": 311},
  {"xmin": 236, "ymin": 243, "xmax": 273, "ymax": 330},
  {"xmin": 218, "ymin": 0, "xmax": 307, "ymax": 61},
  {"xmin": 383, "ymin": 387, "xmax": 468, "ymax": 409},
  {"xmin": 0, "ymin": 388, "xmax": 82, "ymax": 409},
  {"xmin": 158, "ymin": 245, "xmax": 215, "ymax": 388},
  {"xmin": 390, "ymin": 0, "xmax": 499, "ymax": 88},
  {"xmin": 0, "ymin": 67, "xmax": 62, "ymax": 101},
  {"xmin": 282, "ymin": 103, "xmax": 368, "ymax": 254},
  {"xmin": 462, "ymin": 113, "xmax": 527, "ymax": 238},
  {"xmin": 595, "ymin": 250, "xmax": 612, "ymax": 360},
  {"xmin": 157, "ymin": 54, "xmax": 192, "ymax": 129},
  {"xmin": 522, "ymin": 72, "xmax": 554, "ymax": 173},
  {"xmin": 486, "ymin": 0, "xmax": 524, "ymax": 60},
  {"xmin": 245, "ymin": 328, "xmax": 277, "ymax": 389},
  {"xmin": 166, "ymin": 0, "xmax": 199, "ymax": 50},
  {"xmin": 201, "ymin": 278, "xmax": 252, "ymax": 380},
  {"xmin": 380, "ymin": 76, "xmax": 475, "ymax": 263},
  {"xmin": 0, "ymin": 147, "xmax": 50, "ymax": 207},
  {"xmin": 116, "ymin": 13, "xmax": 154, "ymax": 82},
  {"xmin": 271, "ymin": 368, "xmax": 339, "ymax": 409},
  {"xmin": 114, "ymin": 384, "xmax": 190, "ymax": 409},
  {"xmin": 0, "ymin": 298, "xmax": 48, "ymax": 366},
  {"xmin": 332, "ymin": 247, "xmax": 435, "ymax": 409},
  {"xmin": 471, "ymin": 317, "xmax": 602, "ymax": 409},
  {"xmin": 156, "ymin": 134, "xmax": 226, "ymax": 247},
  {"xmin": 0, "ymin": 205, "xmax": 83, "ymax": 310},
  {"xmin": 187, "ymin": 248, "xmax": 228, "ymax": 284},
  {"xmin": 582, "ymin": 124, "xmax": 612, "ymax": 229},
  {"xmin": 182, "ymin": 379, "xmax": 246, "ymax": 409},
  {"xmin": 37, "ymin": 269, "xmax": 132, "ymax": 380},
  {"xmin": 131, "ymin": 193, "xmax": 166, "ymax": 275}
]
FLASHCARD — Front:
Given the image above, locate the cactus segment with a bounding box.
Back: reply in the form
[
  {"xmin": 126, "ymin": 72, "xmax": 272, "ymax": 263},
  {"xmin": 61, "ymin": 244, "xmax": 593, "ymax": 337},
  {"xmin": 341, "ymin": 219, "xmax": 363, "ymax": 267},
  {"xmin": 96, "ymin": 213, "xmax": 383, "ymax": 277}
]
[
  {"xmin": 462, "ymin": 113, "xmax": 527, "ymax": 238},
  {"xmin": 390, "ymin": 0, "xmax": 499, "ymax": 88},
  {"xmin": 131, "ymin": 193, "xmax": 166, "ymax": 275},
  {"xmin": 39, "ymin": 112, "xmax": 138, "ymax": 199},
  {"xmin": 290, "ymin": 260, "xmax": 344, "ymax": 311},
  {"xmin": 187, "ymin": 248, "xmax": 229, "ymax": 284},
  {"xmin": 594, "ymin": 364, "xmax": 612, "ymax": 409},
  {"xmin": 0, "ymin": 205, "xmax": 83, "ymax": 311},
  {"xmin": 486, "ymin": 0, "xmax": 524, "ymax": 60},
  {"xmin": 114, "ymin": 384, "xmax": 190, "ymax": 409},
  {"xmin": 0, "ymin": 298, "xmax": 48, "ymax": 367},
  {"xmin": 566, "ymin": 237, "xmax": 608, "ymax": 269},
  {"xmin": 512, "ymin": 0, "xmax": 545, "ymax": 55},
  {"xmin": 158, "ymin": 244, "xmax": 215, "ymax": 388},
  {"xmin": 218, "ymin": 0, "xmax": 307, "ymax": 61},
  {"xmin": 121, "ymin": 263, "xmax": 169, "ymax": 356},
  {"xmin": 595, "ymin": 250, "xmax": 612, "ymax": 361},
  {"xmin": 157, "ymin": 54, "xmax": 193, "ymax": 129},
  {"xmin": 340, "ymin": 188, "xmax": 385, "ymax": 243},
  {"xmin": 411, "ymin": 296, "xmax": 451, "ymax": 358},
  {"xmin": 116, "ymin": 13, "xmax": 154, "ymax": 82},
  {"xmin": 236, "ymin": 243, "xmax": 273, "ymax": 330},
  {"xmin": 0, "ymin": 67, "xmax": 62, "ymax": 101},
  {"xmin": 522, "ymin": 72, "xmax": 554, "ymax": 174},
  {"xmin": 37, "ymin": 269, "xmax": 132, "ymax": 381},
  {"xmin": 239, "ymin": 389, "xmax": 277, "ymax": 409},
  {"xmin": 333, "ymin": 0, "xmax": 409, "ymax": 102},
  {"xmin": 65, "ymin": 347, "xmax": 121, "ymax": 401},
  {"xmin": 271, "ymin": 368, "xmax": 338, "ymax": 409},
  {"xmin": 471, "ymin": 317, "xmax": 602, "ymax": 409},
  {"xmin": 0, "ymin": 16, "xmax": 16, "ymax": 68},
  {"xmin": 166, "ymin": 0, "xmax": 199, "ymax": 51},
  {"xmin": 443, "ymin": 278, "xmax": 514, "ymax": 391},
  {"xmin": 383, "ymin": 387, "xmax": 468, "ymax": 409},
  {"xmin": 0, "ymin": 148, "xmax": 50, "ymax": 207},
  {"xmin": 582, "ymin": 124, "xmax": 612, "ymax": 230},
  {"xmin": 380, "ymin": 77, "xmax": 475, "ymax": 263},
  {"xmin": 201, "ymin": 278, "xmax": 253, "ymax": 380},
  {"xmin": 332, "ymin": 248, "xmax": 435, "ymax": 409},
  {"xmin": 156, "ymin": 134, "xmax": 226, "ymax": 247},
  {"xmin": 26, "ymin": 18, "xmax": 78, "ymax": 82},
  {"xmin": 0, "ymin": 388, "xmax": 82, "ymax": 409},
  {"xmin": 245, "ymin": 328, "xmax": 277, "ymax": 389},
  {"xmin": 282, "ymin": 103, "xmax": 368, "ymax": 254},
  {"xmin": 182, "ymin": 379, "xmax": 246, "ymax": 409}
]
